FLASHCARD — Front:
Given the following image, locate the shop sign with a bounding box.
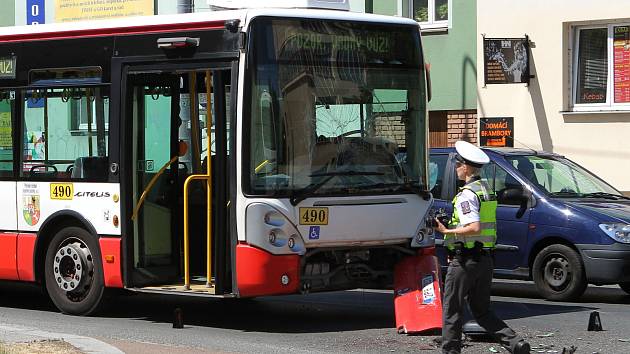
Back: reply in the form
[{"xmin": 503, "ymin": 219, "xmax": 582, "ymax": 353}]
[
  {"xmin": 484, "ymin": 37, "xmax": 530, "ymax": 84},
  {"xmin": 614, "ymin": 25, "xmax": 630, "ymax": 103},
  {"xmin": 55, "ymin": 0, "xmax": 154, "ymax": 23},
  {"xmin": 480, "ymin": 117, "xmax": 514, "ymax": 147}
]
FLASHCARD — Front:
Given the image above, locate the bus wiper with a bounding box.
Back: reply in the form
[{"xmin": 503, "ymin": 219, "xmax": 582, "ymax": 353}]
[
  {"xmin": 289, "ymin": 171, "xmax": 384, "ymax": 206},
  {"xmin": 400, "ymin": 179, "xmax": 432, "ymax": 200},
  {"xmin": 582, "ymin": 192, "xmax": 630, "ymax": 200},
  {"xmin": 354, "ymin": 180, "xmax": 432, "ymax": 200}
]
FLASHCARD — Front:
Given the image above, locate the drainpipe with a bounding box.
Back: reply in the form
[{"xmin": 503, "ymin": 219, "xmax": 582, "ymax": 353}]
[{"xmin": 177, "ymin": 0, "xmax": 194, "ymax": 13}]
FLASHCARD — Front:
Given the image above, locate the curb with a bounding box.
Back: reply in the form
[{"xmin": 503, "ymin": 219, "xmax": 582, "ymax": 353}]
[{"xmin": 0, "ymin": 324, "xmax": 124, "ymax": 354}]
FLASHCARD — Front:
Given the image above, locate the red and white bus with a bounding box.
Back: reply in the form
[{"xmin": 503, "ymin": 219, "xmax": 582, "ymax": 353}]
[{"xmin": 0, "ymin": 1, "xmax": 435, "ymax": 317}]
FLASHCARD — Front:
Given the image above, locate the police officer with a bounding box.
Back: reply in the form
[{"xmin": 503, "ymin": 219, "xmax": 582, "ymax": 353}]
[{"xmin": 435, "ymin": 141, "xmax": 530, "ymax": 354}]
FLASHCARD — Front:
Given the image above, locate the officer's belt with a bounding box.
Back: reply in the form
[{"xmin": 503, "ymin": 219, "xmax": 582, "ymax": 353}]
[{"xmin": 448, "ymin": 244, "xmax": 494, "ymax": 257}]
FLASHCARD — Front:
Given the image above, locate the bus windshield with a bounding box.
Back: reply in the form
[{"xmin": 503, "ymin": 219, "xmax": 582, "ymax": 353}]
[{"xmin": 246, "ymin": 17, "xmax": 427, "ymax": 197}]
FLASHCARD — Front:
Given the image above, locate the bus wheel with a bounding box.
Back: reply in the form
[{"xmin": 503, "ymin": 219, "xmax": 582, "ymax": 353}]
[
  {"xmin": 44, "ymin": 226, "xmax": 105, "ymax": 315},
  {"xmin": 532, "ymin": 244, "xmax": 587, "ymax": 301}
]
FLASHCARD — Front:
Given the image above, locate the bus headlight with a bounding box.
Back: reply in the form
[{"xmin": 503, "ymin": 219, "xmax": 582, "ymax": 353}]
[
  {"xmin": 599, "ymin": 223, "xmax": 630, "ymax": 244},
  {"xmin": 416, "ymin": 230, "xmax": 425, "ymax": 243},
  {"xmin": 411, "ymin": 206, "xmax": 436, "ymax": 248},
  {"xmin": 246, "ymin": 203, "xmax": 306, "ymax": 255}
]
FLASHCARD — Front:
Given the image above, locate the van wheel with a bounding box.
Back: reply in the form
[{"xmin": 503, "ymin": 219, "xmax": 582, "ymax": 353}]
[
  {"xmin": 45, "ymin": 226, "xmax": 105, "ymax": 315},
  {"xmin": 532, "ymin": 244, "xmax": 587, "ymax": 301},
  {"xmin": 619, "ymin": 282, "xmax": 630, "ymax": 295}
]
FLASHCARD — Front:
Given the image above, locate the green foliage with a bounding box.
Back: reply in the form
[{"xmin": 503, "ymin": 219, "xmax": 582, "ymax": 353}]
[
  {"xmin": 415, "ymin": 8, "xmax": 428, "ymax": 22},
  {"xmin": 437, "ymin": 3, "xmax": 449, "ymax": 21},
  {"xmin": 414, "ymin": 1, "xmax": 448, "ymax": 23}
]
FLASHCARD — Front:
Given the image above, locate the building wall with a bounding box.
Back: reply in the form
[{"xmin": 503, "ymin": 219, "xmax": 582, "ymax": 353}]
[
  {"xmin": 447, "ymin": 110, "xmax": 477, "ymax": 146},
  {"xmin": 0, "ymin": 1, "xmax": 15, "ymax": 27},
  {"xmin": 365, "ymin": 0, "xmax": 478, "ymax": 147},
  {"xmin": 423, "ymin": 0, "xmax": 477, "ymax": 112},
  {"xmin": 478, "ymin": 0, "xmax": 630, "ymax": 192}
]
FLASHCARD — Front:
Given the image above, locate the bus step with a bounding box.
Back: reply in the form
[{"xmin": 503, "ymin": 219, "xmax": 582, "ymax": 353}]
[{"xmin": 130, "ymin": 279, "xmax": 231, "ymax": 298}]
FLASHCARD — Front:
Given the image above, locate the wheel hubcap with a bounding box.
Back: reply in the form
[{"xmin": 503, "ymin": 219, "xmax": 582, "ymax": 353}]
[
  {"xmin": 53, "ymin": 240, "xmax": 93, "ymax": 293},
  {"xmin": 544, "ymin": 256, "xmax": 570, "ymax": 288}
]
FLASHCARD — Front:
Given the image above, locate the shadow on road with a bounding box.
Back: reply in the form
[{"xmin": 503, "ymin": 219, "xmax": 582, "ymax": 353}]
[
  {"xmin": 0, "ymin": 282, "xmax": 394, "ymax": 333},
  {"xmin": 491, "ymin": 281, "xmax": 630, "ymax": 305},
  {"xmin": 1, "ymin": 280, "xmax": 628, "ymax": 334},
  {"xmin": 104, "ymin": 290, "xmax": 397, "ymax": 333}
]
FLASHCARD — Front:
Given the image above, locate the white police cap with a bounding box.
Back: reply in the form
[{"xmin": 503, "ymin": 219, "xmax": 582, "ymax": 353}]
[{"xmin": 455, "ymin": 141, "xmax": 489, "ymax": 168}]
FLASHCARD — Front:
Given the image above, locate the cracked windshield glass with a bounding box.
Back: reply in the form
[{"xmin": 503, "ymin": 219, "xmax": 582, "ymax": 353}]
[{"xmin": 247, "ymin": 18, "xmax": 427, "ymax": 197}]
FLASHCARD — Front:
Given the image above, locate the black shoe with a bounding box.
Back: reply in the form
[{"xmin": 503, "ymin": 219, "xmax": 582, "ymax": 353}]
[{"xmin": 513, "ymin": 341, "xmax": 531, "ymax": 354}]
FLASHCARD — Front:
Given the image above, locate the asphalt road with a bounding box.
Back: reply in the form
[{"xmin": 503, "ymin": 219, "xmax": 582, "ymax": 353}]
[{"xmin": 1, "ymin": 280, "xmax": 630, "ymax": 353}]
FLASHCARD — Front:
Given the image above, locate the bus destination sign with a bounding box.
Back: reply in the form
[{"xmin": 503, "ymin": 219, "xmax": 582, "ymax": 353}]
[{"xmin": 0, "ymin": 56, "xmax": 17, "ymax": 79}]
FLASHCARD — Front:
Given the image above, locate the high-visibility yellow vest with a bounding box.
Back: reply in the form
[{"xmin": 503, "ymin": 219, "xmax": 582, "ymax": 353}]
[{"xmin": 444, "ymin": 178, "xmax": 497, "ymax": 250}]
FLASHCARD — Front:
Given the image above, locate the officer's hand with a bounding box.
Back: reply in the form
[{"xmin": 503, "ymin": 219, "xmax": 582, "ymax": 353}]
[{"xmin": 434, "ymin": 218, "xmax": 448, "ymax": 234}]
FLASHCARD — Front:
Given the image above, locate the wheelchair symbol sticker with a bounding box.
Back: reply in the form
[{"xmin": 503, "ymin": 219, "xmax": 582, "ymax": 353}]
[{"xmin": 309, "ymin": 226, "xmax": 320, "ymax": 240}]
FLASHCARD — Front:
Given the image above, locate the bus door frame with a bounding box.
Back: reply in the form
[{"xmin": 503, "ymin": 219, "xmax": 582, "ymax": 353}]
[{"xmin": 113, "ymin": 57, "xmax": 237, "ymax": 293}]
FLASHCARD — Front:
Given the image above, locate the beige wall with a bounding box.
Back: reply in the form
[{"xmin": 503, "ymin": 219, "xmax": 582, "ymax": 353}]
[{"xmin": 477, "ymin": 0, "xmax": 630, "ymax": 192}]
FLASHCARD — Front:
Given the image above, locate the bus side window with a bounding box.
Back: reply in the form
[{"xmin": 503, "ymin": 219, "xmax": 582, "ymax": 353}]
[
  {"xmin": 21, "ymin": 87, "xmax": 109, "ymax": 181},
  {"xmin": 0, "ymin": 91, "xmax": 14, "ymax": 177}
]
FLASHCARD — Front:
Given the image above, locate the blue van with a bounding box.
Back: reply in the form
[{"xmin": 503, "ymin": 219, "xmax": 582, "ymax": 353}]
[{"xmin": 429, "ymin": 147, "xmax": 630, "ymax": 301}]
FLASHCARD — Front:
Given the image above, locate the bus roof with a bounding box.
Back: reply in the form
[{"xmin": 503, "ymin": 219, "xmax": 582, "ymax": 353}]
[{"xmin": 0, "ymin": 9, "xmax": 419, "ymax": 43}]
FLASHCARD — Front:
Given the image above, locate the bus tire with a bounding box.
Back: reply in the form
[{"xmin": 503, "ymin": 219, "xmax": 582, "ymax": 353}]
[
  {"xmin": 44, "ymin": 226, "xmax": 105, "ymax": 315},
  {"xmin": 532, "ymin": 244, "xmax": 587, "ymax": 301}
]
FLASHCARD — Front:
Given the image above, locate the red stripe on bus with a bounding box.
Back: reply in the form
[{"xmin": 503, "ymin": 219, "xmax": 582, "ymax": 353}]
[
  {"xmin": 0, "ymin": 21, "xmax": 226, "ymax": 43},
  {"xmin": 0, "ymin": 233, "xmax": 18, "ymax": 280},
  {"xmin": 17, "ymin": 233, "xmax": 36, "ymax": 282},
  {"xmin": 236, "ymin": 244, "xmax": 300, "ymax": 297},
  {"xmin": 99, "ymin": 237, "xmax": 123, "ymax": 288}
]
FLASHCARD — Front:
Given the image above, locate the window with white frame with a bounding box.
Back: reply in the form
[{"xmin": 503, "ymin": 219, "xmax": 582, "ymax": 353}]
[
  {"xmin": 573, "ymin": 24, "xmax": 630, "ymax": 110},
  {"xmin": 410, "ymin": 0, "xmax": 449, "ymax": 29}
]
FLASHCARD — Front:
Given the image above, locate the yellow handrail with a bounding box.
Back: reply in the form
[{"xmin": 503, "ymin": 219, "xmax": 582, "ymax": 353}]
[
  {"xmin": 182, "ymin": 174, "xmax": 211, "ymax": 289},
  {"xmin": 131, "ymin": 155, "xmax": 180, "ymax": 221},
  {"xmin": 204, "ymin": 70, "xmax": 213, "ymax": 288},
  {"xmin": 254, "ymin": 159, "xmax": 270, "ymax": 173},
  {"xmin": 183, "ymin": 71, "xmax": 214, "ymax": 290}
]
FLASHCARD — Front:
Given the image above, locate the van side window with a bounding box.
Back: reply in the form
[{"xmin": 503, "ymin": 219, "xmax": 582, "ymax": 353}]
[
  {"xmin": 428, "ymin": 154, "xmax": 448, "ymax": 198},
  {"xmin": 482, "ymin": 162, "xmax": 523, "ymax": 206}
]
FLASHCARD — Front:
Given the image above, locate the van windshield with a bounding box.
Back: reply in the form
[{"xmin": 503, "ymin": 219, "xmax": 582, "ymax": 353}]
[{"xmin": 506, "ymin": 155, "xmax": 621, "ymax": 197}]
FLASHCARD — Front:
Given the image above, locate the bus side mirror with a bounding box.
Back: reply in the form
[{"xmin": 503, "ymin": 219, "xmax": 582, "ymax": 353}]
[{"xmin": 425, "ymin": 62, "xmax": 432, "ymax": 102}]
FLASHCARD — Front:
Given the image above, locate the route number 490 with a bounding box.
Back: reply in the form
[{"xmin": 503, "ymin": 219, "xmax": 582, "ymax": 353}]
[
  {"xmin": 50, "ymin": 183, "xmax": 74, "ymax": 200},
  {"xmin": 299, "ymin": 207, "xmax": 329, "ymax": 225}
]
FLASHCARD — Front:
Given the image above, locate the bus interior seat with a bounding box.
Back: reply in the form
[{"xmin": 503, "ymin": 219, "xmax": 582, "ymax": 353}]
[
  {"xmin": 71, "ymin": 156, "xmax": 108, "ymax": 180},
  {"xmin": 29, "ymin": 164, "xmax": 58, "ymax": 179}
]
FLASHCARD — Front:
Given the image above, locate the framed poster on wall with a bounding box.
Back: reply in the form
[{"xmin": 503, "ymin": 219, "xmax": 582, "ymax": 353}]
[{"xmin": 484, "ymin": 37, "xmax": 530, "ymax": 84}]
